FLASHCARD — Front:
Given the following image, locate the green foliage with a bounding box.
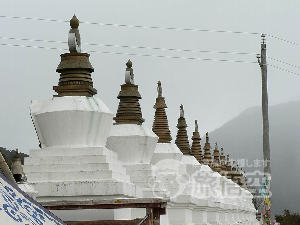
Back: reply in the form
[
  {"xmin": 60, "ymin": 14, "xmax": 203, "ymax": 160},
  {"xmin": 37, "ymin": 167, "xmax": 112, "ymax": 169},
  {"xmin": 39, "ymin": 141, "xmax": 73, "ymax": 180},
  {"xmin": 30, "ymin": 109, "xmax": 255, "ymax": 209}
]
[{"xmin": 275, "ymin": 209, "xmax": 300, "ymax": 225}]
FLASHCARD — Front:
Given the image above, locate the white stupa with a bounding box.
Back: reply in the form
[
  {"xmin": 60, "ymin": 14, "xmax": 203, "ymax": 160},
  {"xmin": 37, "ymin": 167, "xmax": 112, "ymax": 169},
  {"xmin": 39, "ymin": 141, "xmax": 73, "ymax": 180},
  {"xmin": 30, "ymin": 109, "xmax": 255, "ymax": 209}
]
[
  {"xmin": 106, "ymin": 60, "xmax": 163, "ymax": 198},
  {"xmin": 23, "ymin": 15, "xmax": 141, "ymax": 221}
]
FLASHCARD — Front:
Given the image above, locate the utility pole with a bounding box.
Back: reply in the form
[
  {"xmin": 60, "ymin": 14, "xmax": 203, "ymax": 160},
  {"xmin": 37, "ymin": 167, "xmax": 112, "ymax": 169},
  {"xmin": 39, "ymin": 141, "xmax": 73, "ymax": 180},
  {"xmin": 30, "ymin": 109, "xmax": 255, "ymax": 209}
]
[{"xmin": 257, "ymin": 34, "xmax": 272, "ymax": 224}]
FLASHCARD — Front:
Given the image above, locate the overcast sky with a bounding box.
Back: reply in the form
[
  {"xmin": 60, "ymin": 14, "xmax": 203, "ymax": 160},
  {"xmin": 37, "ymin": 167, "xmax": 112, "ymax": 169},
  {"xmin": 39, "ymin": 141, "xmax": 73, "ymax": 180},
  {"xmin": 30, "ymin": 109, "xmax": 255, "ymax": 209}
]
[{"xmin": 1, "ymin": 0, "xmax": 300, "ymax": 153}]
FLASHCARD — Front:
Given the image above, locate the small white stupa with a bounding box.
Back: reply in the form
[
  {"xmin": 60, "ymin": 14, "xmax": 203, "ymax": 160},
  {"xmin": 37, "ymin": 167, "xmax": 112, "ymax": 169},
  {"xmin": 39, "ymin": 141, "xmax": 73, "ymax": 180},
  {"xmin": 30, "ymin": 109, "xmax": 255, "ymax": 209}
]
[{"xmin": 106, "ymin": 60, "xmax": 161, "ymax": 199}]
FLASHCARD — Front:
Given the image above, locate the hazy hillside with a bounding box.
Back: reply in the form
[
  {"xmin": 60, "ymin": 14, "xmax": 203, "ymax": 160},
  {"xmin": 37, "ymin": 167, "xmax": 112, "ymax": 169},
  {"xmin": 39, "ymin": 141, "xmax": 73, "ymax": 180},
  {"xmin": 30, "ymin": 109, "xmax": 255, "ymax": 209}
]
[{"xmin": 208, "ymin": 100, "xmax": 300, "ymax": 216}]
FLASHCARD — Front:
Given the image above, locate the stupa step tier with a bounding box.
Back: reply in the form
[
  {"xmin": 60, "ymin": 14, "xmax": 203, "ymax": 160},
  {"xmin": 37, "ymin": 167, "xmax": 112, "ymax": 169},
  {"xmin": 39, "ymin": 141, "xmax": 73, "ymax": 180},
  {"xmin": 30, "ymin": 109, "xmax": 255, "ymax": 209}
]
[
  {"xmin": 25, "ymin": 163, "xmax": 126, "ymax": 174},
  {"xmin": 30, "ymin": 181, "xmax": 140, "ymax": 201},
  {"xmin": 26, "ymin": 170, "xmax": 130, "ymax": 183},
  {"xmin": 24, "ymin": 147, "xmax": 142, "ymax": 200},
  {"xmin": 125, "ymin": 164, "xmax": 167, "ymax": 198}
]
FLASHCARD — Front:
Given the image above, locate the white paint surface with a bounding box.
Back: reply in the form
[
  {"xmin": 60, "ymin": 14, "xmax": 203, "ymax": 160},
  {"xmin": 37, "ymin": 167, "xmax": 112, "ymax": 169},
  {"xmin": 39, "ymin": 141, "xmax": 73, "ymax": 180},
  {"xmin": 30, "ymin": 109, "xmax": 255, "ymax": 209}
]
[
  {"xmin": 31, "ymin": 97, "xmax": 113, "ymax": 148},
  {"xmin": 106, "ymin": 124, "xmax": 158, "ymax": 164}
]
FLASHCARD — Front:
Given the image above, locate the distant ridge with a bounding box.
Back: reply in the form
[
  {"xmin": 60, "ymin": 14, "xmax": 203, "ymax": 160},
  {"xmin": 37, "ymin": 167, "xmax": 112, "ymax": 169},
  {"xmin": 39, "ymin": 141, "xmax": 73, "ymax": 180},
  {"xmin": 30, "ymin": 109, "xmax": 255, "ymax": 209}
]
[{"xmin": 208, "ymin": 100, "xmax": 300, "ymax": 216}]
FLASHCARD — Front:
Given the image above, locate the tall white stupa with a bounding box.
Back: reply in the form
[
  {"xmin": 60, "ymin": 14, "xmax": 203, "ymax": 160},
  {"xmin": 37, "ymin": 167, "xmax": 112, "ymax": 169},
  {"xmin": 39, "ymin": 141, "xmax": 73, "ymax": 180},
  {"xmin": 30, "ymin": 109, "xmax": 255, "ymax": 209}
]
[{"xmin": 24, "ymin": 15, "xmax": 141, "ymax": 221}]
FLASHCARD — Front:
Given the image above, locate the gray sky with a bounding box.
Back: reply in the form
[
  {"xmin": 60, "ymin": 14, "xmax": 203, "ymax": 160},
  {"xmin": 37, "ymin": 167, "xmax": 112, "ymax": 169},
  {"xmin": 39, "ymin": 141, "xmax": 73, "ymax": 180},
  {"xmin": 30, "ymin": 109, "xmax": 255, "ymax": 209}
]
[{"xmin": 1, "ymin": 0, "xmax": 300, "ymax": 153}]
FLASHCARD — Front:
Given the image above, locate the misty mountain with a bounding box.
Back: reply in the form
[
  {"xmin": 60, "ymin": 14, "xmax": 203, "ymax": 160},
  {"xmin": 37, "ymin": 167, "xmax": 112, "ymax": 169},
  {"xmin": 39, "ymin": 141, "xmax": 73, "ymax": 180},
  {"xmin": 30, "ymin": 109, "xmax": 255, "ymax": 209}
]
[{"xmin": 208, "ymin": 100, "xmax": 300, "ymax": 216}]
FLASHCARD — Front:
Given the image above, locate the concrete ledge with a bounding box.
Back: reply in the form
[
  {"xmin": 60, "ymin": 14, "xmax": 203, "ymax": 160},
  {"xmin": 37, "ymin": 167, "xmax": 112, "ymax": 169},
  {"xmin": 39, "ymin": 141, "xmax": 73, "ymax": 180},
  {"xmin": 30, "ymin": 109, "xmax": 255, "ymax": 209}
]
[{"xmin": 33, "ymin": 180, "xmax": 141, "ymax": 198}]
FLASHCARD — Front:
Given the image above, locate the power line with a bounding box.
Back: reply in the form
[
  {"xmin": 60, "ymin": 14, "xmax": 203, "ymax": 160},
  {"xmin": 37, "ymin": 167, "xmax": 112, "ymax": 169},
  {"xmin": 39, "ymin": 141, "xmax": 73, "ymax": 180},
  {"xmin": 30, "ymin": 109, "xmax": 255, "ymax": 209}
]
[
  {"xmin": 0, "ymin": 15, "xmax": 69, "ymax": 23},
  {"xmin": 84, "ymin": 43, "xmax": 257, "ymax": 56},
  {"xmin": 267, "ymin": 56, "xmax": 300, "ymax": 69},
  {"xmin": 2, "ymin": 15, "xmax": 300, "ymax": 47},
  {"xmin": 268, "ymin": 64, "xmax": 300, "ymax": 76},
  {"xmin": 0, "ymin": 15, "xmax": 260, "ymax": 35},
  {"xmin": 266, "ymin": 34, "xmax": 300, "ymax": 47},
  {"xmin": 0, "ymin": 36, "xmax": 257, "ymax": 56},
  {"xmin": 0, "ymin": 42, "xmax": 66, "ymax": 51},
  {"xmin": 0, "ymin": 36, "xmax": 65, "ymax": 44},
  {"xmin": 1, "ymin": 42, "xmax": 299, "ymax": 76},
  {"xmin": 0, "ymin": 42, "xmax": 257, "ymax": 64}
]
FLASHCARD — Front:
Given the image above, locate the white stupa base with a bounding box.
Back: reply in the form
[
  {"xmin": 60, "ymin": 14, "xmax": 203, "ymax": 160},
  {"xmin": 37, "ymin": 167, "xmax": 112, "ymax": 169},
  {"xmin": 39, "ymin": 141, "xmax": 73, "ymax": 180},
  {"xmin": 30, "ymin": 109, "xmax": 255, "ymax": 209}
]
[
  {"xmin": 151, "ymin": 143, "xmax": 183, "ymax": 168},
  {"xmin": 51, "ymin": 209, "xmax": 115, "ymax": 221},
  {"xmin": 18, "ymin": 182, "xmax": 38, "ymax": 199},
  {"xmin": 163, "ymin": 156, "xmax": 208, "ymax": 225},
  {"xmin": 31, "ymin": 97, "xmax": 113, "ymax": 149},
  {"xmin": 125, "ymin": 163, "xmax": 167, "ymax": 198},
  {"xmin": 166, "ymin": 203, "xmax": 195, "ymax": 225},
  {"xmin": 24, "ymin": 147, "xmax": 142, "ymax": 201},
  {"xmin": 51, "ymin": 208, "xmax": 148, "ymax": 221},
  {"xmin": 106, "ymin": 124, "xmax": 158, "ymax": 164}
]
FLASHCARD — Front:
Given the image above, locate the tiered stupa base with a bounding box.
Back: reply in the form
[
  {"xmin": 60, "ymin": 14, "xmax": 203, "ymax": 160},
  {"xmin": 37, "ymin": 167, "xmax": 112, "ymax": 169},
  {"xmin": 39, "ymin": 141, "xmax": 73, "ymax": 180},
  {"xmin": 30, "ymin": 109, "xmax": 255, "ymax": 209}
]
[{"xmin": 24, "ymin": 147, "xmax": 142, "ymax": 202}]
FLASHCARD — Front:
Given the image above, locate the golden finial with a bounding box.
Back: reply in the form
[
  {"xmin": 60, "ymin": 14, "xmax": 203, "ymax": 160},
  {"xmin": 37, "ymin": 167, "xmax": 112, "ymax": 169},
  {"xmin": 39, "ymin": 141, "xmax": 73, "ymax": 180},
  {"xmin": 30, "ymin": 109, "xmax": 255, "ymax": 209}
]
[
  {"xmin": 205, "ymin": 132, "xmax": 209, "ymax": 143},
  {"xmin": 70, "ymin": 14, "xmax": 79, "ymax": 29},
  {"xmin": 126, "ymin": 59, "xmax": 132, "ymax": 68},
  {"xmin": 195, "ymin": 120, "xmax": 198, "ymax": 132}
]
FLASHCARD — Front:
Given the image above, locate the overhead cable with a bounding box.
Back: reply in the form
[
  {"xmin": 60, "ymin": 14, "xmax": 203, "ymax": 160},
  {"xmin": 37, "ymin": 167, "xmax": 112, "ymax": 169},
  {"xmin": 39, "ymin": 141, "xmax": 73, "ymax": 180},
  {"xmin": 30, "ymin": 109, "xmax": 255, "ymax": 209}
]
[
  {"xmin": 0, "ymin": 15, "xmax": 69, "ymax": 23},
  {"xmin": 266, "ymin": 34, "xmax": 300, "ymax": 47},
  {"xmin": 0, "ymin": 42, "xmax": 257, "ymax": 64},
  {"xmin": 3, "ymin": 15, "xmax": 300, "ymax": 47},
  {"xmin": 268, "ymin": 64, "xmax": 300, "ymax": 76},
  {"xmin": 1, "ymin": 42, "xmax": 298, "ymax": 76},
  {"xmin": 0, "ymin": 36, "xmax": 257, "ymax": 56},
  {"xmin": 0, "ymin": 15, "xmax": 260, "ymax": 35},
  {"xmin": 267, "ymin": 56, "xmax": 300, "ymax": 69}
]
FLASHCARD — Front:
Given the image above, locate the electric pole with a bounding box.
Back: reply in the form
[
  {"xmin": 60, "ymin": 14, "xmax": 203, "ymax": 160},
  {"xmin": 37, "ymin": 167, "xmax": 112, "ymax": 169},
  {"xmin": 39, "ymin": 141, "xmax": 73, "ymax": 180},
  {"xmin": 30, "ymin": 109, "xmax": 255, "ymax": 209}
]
[{"xmin": 257, "ymin": 34, "xmax": 272, "ymax": 224}]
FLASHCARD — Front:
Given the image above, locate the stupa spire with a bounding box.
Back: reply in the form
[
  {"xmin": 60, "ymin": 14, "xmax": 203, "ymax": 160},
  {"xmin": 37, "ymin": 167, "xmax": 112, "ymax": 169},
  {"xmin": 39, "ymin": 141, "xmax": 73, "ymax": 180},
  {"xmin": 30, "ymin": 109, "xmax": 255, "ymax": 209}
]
[
  {"xmin": 212, "ymin": 142, "xmax": 221, "ymax": 173},
  {"xmin": 152, "ymin": 81, "xmax": 172, "ymax": 143},
  {"xmin": 240, "ymin": 168, "xmax": 248, "ymax": 189},
  {"xmin": 190, "ymin": 120, "xmax": 203, "ymax": 163},
  {"xmin": 175, "ymin": 104, "xmax": 190, "ymax": 155},
  {"xmin": 236, "ymin": 165, "xmax": 243, "ymax": 186},
  {"xmin": 68, "ymin": 15, "xmax": 81, "ymax": 53},
  {"xmin": 220, "ymin": 148, "xmax": 227, "ymax": 176},
  {"xmin": 114, "ymin": 60, "xmax": 144, "ymax": 125},
  {"xmin": 203, "ymin": 132, "xmax": 213, "ymax": 167},
  {"xmin": 53, "ymin": 15, "xmax": 97, "ymax": 97},
  {"xmin": 231, "ymin": 161, "xmax": 239, "ymax": 183},
  {"xmin": 226, "ymin": 154, "xmax": 232, "ymax": 179}
]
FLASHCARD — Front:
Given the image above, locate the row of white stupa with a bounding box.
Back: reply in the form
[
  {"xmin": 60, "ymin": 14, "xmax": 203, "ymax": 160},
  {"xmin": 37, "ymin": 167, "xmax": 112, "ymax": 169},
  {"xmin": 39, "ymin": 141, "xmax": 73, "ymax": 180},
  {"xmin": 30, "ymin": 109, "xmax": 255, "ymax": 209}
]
[{"xmin": 20, "ymin": 15, "xmax": 259, "ymax": 225}]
